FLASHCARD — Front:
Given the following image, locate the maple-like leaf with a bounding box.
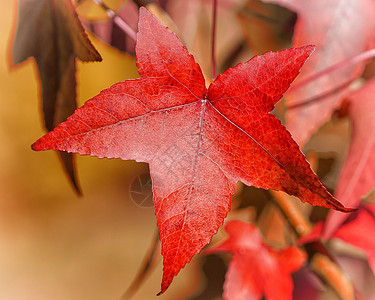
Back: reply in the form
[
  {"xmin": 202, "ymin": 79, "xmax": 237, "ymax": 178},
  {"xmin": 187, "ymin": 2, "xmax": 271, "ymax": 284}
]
[
  {"xmin": 207, "ymin": 220, "xmax": 306, "ymax": 300},
  {"xmin": 12, "ymin": 0, "xmax": 102, "ymax": 191},
  {"xmin": 300, "ymin": 203, "xmax": 375, "ymax": 274},
  {"xmin": 32, "ymin": 7, "xmax": 351, "ymax": 294},
  {"xmin": 263, "ymin": 0, "xmax": 375, "ymax": 146},
  {"xmin": 323, "ymin": 78, "xmax": 375, "ymax": 238}
]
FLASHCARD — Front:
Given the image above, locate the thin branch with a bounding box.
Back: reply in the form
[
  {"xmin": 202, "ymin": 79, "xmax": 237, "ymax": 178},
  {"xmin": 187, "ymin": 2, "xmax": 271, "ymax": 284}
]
[
  {"xmin": 211, "ymin": 0, "xmax": 218, "ymax": 79},
  {"xmin": 269, "ymin": 153, "xmax": 355, "ymax": 300},
  {"xmin": 287, "ymin": 48, "xmax": 375, "ymax": 94},
  {"xmin": 271, "ymin": 191, "xmax": 355, "ymax": 300},
  {"xmin": 287, "ymin": 79, "xmax": 353, "ymax": 110},
  {"xmin": 91, "ymin": 0, "xmax": 137, "ymax": 42},
  {"xmin": 271, "ymin": 191, "xmax": 311, "ymax": 236},
  {"xmin": 309, "ymin": 251, "xmax": 355, "ymax": 300},
  {"xmin": 120, "ymin": 229, "xmax": 160, "ymax": 299}
]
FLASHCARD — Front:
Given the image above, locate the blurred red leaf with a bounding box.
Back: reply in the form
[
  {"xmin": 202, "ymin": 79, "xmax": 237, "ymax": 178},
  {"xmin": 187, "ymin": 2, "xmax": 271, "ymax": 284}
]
[
  {"xmin": 323, "ymin": 78, "xmax": 375, "ymax": 238},
  {"xmin": 301, "ymin": 203, "xmax": 375, "ymax": 274},
  {"xmin": 264, "ymin": 0, "xmax": 375, "ymax": 146},
  {"xmin": 12, "ymin": 0, "xmax": 102, "ymax": 191},
  {"xmin": 32, "ymin": 7, "xmax": 351, "ymax": 294},
  {"xmin": 207, "ymin": 220, "xmax": 306, "ymax": 300}
]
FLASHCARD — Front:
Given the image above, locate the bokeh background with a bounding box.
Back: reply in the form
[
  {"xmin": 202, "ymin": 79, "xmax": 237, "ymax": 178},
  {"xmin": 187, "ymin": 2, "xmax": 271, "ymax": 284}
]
[{"xmin": 0, "ymin": 1, "xmax": 201, "ymax": 299}]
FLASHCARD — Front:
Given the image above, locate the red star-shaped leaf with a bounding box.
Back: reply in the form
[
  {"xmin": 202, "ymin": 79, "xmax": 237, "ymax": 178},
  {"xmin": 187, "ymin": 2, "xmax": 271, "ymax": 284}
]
[
  {"xmin": 32, "ymin": 7, "xmax": 350, "ymax": 294},
  {"xmin": 207, "ymin": 220, "xmax": 306, "ymax": 300}
]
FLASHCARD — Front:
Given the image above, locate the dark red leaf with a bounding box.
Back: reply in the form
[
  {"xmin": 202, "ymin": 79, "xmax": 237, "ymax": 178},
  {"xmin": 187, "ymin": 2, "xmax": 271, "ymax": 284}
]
[
  {"xmin": 32, "ymin": 7, "xmax": 351, "ymax": 294},
  {"xmin": 207, "ymin": 220, "xmax": 306, "ymax": 300},
  {"xmin": 12, "ymin": 0, "xmax": 102, "ymax": 191}
]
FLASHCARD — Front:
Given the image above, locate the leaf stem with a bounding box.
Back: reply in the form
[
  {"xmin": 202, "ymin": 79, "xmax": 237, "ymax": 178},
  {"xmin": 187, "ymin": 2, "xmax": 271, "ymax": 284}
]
[
  {"xmin": 271, "ymin": 190, "xmax": 311, "ymax": 236},
  {"xmin": 91, "ymin": 0, "xmax": 137, "ymax": 42},
  {"xmin": 288, "ymin": 79, "xmax": 353, "ymax": 110},
  {"xmin": 288, "ymin": 48, "xmax": 375, "ymax": 94},
  {"xmin": 270, "ymin": 154, "xmax": 355, "ymax": 300},
  {"xmin": 120, "ymin": 229, "xmax": 160, "ymax": 299},
  {"xmin": 271, "ymin": 191, "xmax": 355, "ymax": 300},
  {"xmin": 211, "ymin": 0, "xmax": 218, "ymax": 79}
]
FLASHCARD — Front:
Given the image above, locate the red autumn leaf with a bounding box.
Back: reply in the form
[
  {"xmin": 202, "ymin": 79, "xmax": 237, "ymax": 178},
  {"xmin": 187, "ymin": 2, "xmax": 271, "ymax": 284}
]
[
  {"xmin": 263, "ymin": 0, "xmax": 375, "ymax": 146},
  {"xmin": 32, "ymin": 7, "xmax": 351, "ymax": 294},
  {"xmin": 207, "ymin": 220, "xmax": 306, "ymax": 300},
  {"xmin": 300, "ymin": 203, "xmax": 375, "ymax": 274},
  {"xmin": 12, "ymin": 0, "xmax": 102, "ymax": 191},
  {"xmin": 323, "ymin": 78, "xmax": 375, "ymax": 238}
]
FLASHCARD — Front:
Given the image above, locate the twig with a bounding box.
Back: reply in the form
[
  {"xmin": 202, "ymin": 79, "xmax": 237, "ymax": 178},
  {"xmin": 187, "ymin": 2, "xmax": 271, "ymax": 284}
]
[
  {"xmin": 269, "ymin": 152, "xmax": 355, "ymax": 300},
  {"xmin": 286, "ymin": 49, "xmax": 375, "ymax": 110},
  {"xmin": 309, "ymin": 250, "xmax": 354, "ymax": 300},
  {"xmin": 91, "ymin": 0, "xmax": 137, "ymax": 42},
  {"xmin": 287, "ymin": 48, "xmax": 375, "ymax": 94},
  {"xmin": 287, "ymin": 79, "xmax": 353, "ymax": 110},
  {"xmin": 120, "ymin": 229, "xmax": 160, "ymax": 299},
  {"xmin": 271, "ymin": 191, "xmax": 311, "ymax": 236},
  {"xmin": 211, "ymin": 0, "xmax": 218, "ymax": 79},
  {"xmin": 271, "ymin": 191, "xmax": 355, "ymax": 300}
]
